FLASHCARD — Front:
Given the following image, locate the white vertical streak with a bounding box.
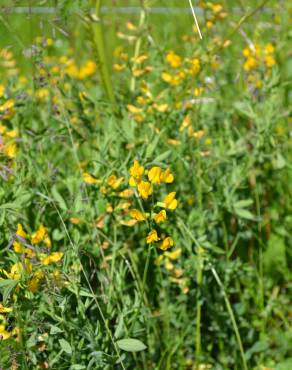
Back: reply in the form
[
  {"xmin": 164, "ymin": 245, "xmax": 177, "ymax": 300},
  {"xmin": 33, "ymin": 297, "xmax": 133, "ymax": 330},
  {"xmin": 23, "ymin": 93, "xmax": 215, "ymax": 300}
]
[{"xmin": 188, "ymin": 0, "xmax": 203, "ymax": 39}]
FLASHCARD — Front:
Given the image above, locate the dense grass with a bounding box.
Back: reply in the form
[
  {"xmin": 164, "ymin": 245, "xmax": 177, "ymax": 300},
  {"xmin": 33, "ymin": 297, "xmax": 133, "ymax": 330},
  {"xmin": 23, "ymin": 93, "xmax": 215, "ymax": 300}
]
[{"xmin": 0, "ymin": 1, "xmax": 291, "ymax": 369}]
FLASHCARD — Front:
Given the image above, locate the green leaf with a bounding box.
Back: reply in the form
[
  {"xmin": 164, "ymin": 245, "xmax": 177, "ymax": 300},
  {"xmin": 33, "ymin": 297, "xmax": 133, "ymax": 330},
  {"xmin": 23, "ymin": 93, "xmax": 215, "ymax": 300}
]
[
  {"xmin": 234, "ymin": 208, "xmax": 254, "ymax": 220},
  {"xmin": 263, "ymin": 234, "xmax": 288, "ymax": 280},
  {"xmin": 154, "ymin": 150, "xmax": 172, "ymax": 163},
  {"xmin": 0, "ymin": 202, "xmax": 21, "ymax": 210},
  {"xmin": 116, "ymin": 338, "xmax": 147, "ymax": 352},
  {"xmin": 70, "ymin": 365, "xmax": 86, "ymax": 370},
  {"xmin": 234, "ymin": 199, "xmax": 253, "ymax": 208},
  {"xmin": 50, "ymin": 325, "xmax": 63, "ymax": 335},
  {"xmin": 0, "ymin": 279, "xmax": 18, "ymax": 303},
  {"xmin": 52, "ymin": 186, "xmax": 67, "ymax": 211},
  {"xmin": 59, "ymin": 338, "xmax": 72, "ymax": 354}
]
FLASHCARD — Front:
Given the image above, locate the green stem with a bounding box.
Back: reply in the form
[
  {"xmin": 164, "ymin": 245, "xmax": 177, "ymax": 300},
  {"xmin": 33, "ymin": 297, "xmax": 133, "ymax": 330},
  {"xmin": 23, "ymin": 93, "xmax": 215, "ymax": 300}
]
[
  {"xmin": 130, "ymin": 6, "xmax": 146, "ymax": 92},
  {"xmin": 195, "ymin": 248, "xmax": 204, "ymax": 369},
  {"xmin": 211, "ymin": 266, "xmax": 248, "ymax": 370},
  {"xmin": 90, "ymin": 0, "xmax": 116, "ymax": 105}
]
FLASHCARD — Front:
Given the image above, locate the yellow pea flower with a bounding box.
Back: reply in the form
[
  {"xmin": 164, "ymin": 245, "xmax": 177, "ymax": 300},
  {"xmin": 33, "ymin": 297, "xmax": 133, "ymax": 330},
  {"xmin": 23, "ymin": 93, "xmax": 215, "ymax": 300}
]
[
  {"xmin": 127, "ymin": 105, "xmax": 142, "ymax": 114},
  {"xmin": 148, "ymin": 166, "xmax": 162, "ymax": 184},
  {"xmin": 41, "ymin": 252, "xmax": 63, "ymax": 266},
  {"xmin": 31, "ymin": 224, "xmax": 47, "ymax": 245},
  {"xmin": 83, "ymin": 172, "xmax": 100, "ymax": 185},
  {"xmin": 28, "ymin": 270, "xmax": 45, "ymax": 293},
  {"xmin": 137, "ymin": 181, "xmax": 153, "ymax": 199},
  {"xmin": 154, "ymin": 210, "xmax": 167, "ymax": 224},
  {"xmin": 0, "ymin": 304, "xmax": 12, "ymax": 313},
  {"xmin": 160, "ymin": 168, "xmax": 174, "ymax": 183},
  {"xmin": 9, "ymin": 260, "xmax": 32, "ymax": 280},
  {"xmin": 4, "ymin": 143, "xmax": 17, "ymax": 158},
  {"xmin": 159, "ymin": 236, "xmax": 174, "ymax": 251},
  {"xmin": 146, "ymin": 229, "xmax": 160, "ymax": 244},
  {"xmin": 13, "ymin": 241, "xmax": 24, "ymax": 254},
  {"xmin": 0, "ymin": 324, "xmax": 12, "ymax": 340},
  {"xmin": 107, "ymin": 175, "xmax": 124, "ymax": 189},
  {"xmin": 161, "ymin": 192, "xmax": 178, "ymax": 210},
  {"xmin": 130, "ymin": 209, "xmax": 146, "ymax": 221},
  {"xmin": 166, "ymin": 51, "xmax": 182, "ymax": 68},
  {"xmin": 120, "ymin": 219, "xmax": 137, "ymax": 227},
  {"xmin": 0, "ymin": 84, "xmax": 5, "ymax": 97},
  {"xmin": 16, "ymin": 224, "xmax": 26, "ymax": 239},
  {"xmin": 129, "ymin": 160, "xmax": 144, "ymax": 186},
  {"xmin": 165, "ymin": 248, "xmax": 182, "ymax": 260}
]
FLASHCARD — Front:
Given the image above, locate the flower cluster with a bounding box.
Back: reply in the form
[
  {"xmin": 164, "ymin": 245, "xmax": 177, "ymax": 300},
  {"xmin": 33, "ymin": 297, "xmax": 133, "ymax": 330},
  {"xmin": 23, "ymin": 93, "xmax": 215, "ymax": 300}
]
[
  {"xmin": 242, "ymin": 43, "xmax": 276, "ymax": 89},
  {"xmin": 127, "ymin": 160, "xmax": 178, "ymax": 251},
  {"xmin": 1, "ymin": 224, "xmax": 63, "ymax": 298}
]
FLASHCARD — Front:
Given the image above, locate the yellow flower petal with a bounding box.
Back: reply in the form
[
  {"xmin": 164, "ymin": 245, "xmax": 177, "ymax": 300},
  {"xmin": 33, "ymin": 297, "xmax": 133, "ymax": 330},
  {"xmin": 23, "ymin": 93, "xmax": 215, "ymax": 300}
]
[{"xmin": 146, "ymin": 229, "xmax": 160, "ymax": 244}]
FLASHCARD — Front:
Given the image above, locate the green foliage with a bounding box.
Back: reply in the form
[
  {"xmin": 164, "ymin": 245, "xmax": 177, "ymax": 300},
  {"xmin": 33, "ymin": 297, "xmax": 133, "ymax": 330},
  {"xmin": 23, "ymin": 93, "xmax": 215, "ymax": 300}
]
[{"xmin": 0, "ymin": 1, "xmax": 291, "ymax": 369}]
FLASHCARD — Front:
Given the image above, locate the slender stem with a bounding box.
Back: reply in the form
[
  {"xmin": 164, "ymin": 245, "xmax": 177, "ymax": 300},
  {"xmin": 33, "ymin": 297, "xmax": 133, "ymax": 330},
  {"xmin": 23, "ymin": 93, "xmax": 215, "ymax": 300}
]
[
  {"xmin": 211, "ymin": 266, "xmax": 248, "ymax": 370},
  {"xmin": 195, "ymin": 248, "xmax": 204, "ymax": 369},
  {"xmin": 130, "ymin": 5, "xmax": 146, "ymax": 92}
]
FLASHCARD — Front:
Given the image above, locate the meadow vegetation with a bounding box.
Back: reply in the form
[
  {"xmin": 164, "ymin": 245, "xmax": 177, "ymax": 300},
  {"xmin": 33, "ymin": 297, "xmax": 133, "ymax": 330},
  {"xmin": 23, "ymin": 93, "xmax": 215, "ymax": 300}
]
[{"xmin": 0, "ymin": 1, "xmax": 291, "ymax": 369}]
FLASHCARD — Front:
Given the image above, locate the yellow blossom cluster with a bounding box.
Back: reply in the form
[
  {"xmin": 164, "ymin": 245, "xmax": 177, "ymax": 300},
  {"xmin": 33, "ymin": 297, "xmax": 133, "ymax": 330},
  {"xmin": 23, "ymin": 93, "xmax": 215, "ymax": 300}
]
[
  {"xmin": 127, "ymin": 160, "xmax": 178, "ymax": 251},
  {"xmin": 243, "ymin": 43, "xmax": 276, "ymax": 71},
  {"xmin": 0, "ymin": 48, "xmax": 19, "ymax": 77},
  {"xmin": 0, "ymin": 223, "xmax": 64, "ymax": 309},
  {"xmin": 0, "ymin": 96, "xmax": 18, "ymax": 175}
]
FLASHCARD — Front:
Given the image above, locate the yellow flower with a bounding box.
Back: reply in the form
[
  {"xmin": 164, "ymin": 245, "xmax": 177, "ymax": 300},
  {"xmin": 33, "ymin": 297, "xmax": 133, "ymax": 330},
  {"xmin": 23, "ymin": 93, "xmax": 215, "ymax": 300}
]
[
  {"xmin": 265, "ymin": 43, "xmax": 275, "ymax": 54},
  {"xmin": 165, "ymin": 248, "xmax": 181, "ymax": 260},
  {"xmin": 193, "ymin": 87, "xmax": 204, "ymax": 97},
  {"xmin": 16, "ymin": 224, "xmax": 26, "ymax": 239},
  {"xmin": 41, "ymin": 252, "xmax": 63, "ymax": 266},
  {"xmin": 0, "ymin": 84, "xmax": 5, "ymax": 97},
  {"xmin": 0, "ymin": 324, "xmax": 11, "ymax": 340},
  {"xmin": 188, "ymin": 58, "xmax": 201, "ymax": 75},
  {"xmin": 118, "ymin": 189, "xmax": 133, "ymax": 198},
  {"xmin": 154, "ymin": 104, "xmax": 168, "ymax": 113},
  {"xmin": 243, "ymin": 57, "xmax": 257, "ymax": 71},
  {"xmin": 113, "ymin": 63, "xmax": 125, "ymax": 72},
  {"xmin": 107, "ymin": 175, "xmax": 124, "ymax": 189},
  {"xmin": 6, "ymin": 129, "xmax": 18, "ymax": 138},
  {"xmin": 130, "ymin": 209, "xmax": 146, "ymax": 221},
  {"xmin": 127, "ymin": 105, "xmax": 142, "ymax": 114},
  {"xmin": 129, "ymin": 160, "xmax": 144, "ymax": 186},
  {"xmin": 146, "ymin": 229, "xmax": 160, "ymax": 244},
  {"xmin": 161, "ymin": 192, "xmax": 178, "ymax": 210},
  {"xmin": 148, "ymin": 166, "xmax": 162, "ymax": 184},
  {"xmin": 161, "ymin": 72, "xmax": 181, "ymax": 86},
  {"xmin": 137, "ymin": 181, "xmax": 153, "ymax": 199},
  {"xmin": 13, "ymin": 241, "xmax": 24, "ymax": 254},
  {"xmin": 28, "ymin": 270, "xmax": 45, "ymax": 293},
  {"xmin": 120, "ymin": 219, "xmax": 137, "ymax": 227},
  {"xmin": 180, "ymin": 115, "xmax": 191, "ymax": 131},
  {"xmin": 160, "ymin": 236, "xmax": 174, "ymax": 251},
  {"xmin": 9, "ymin": 260, "xmax": 32, "ymax": 280},
  {"xmin": 154, "ymin": 210, "xmax": 167, "ymax": 224},
  {"xmin": 211, "ymin": 3, "xmax": 223, "ymax": 14},
  {"xmin": 0, "ymin": 304, "xmax": 12, "ymax": 313},
  {"xmin": 78, "ymin": 60, "xmax": 96, "ymax": 79},
  {"xmin": 0, "ymin": 99, "xmax": 15, "ymax": 120},
  {"xmin": 35, "ymin": 88, "xmax": 49, "ymax": 100},
  {"xmin": 31, "ymin": 224, "xmax": 47, "ymax": 245},
  {"xmin": 160, "ymin": 168, "xmax": 174, "ymax": 183},
  {"xmin": 166, "ymin": 51, "xmax": 182, "ymax": 68},
  {"xmin": 265, "ymin": 55, "xmax": 276, "ymax": 68},
  {"xmin": 83, "ymin": 172, "xmax": 100, "ymax": 185},
  {"xmin": 4, "ymin": 143, "xmax": 17, "ymax": 158}
]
